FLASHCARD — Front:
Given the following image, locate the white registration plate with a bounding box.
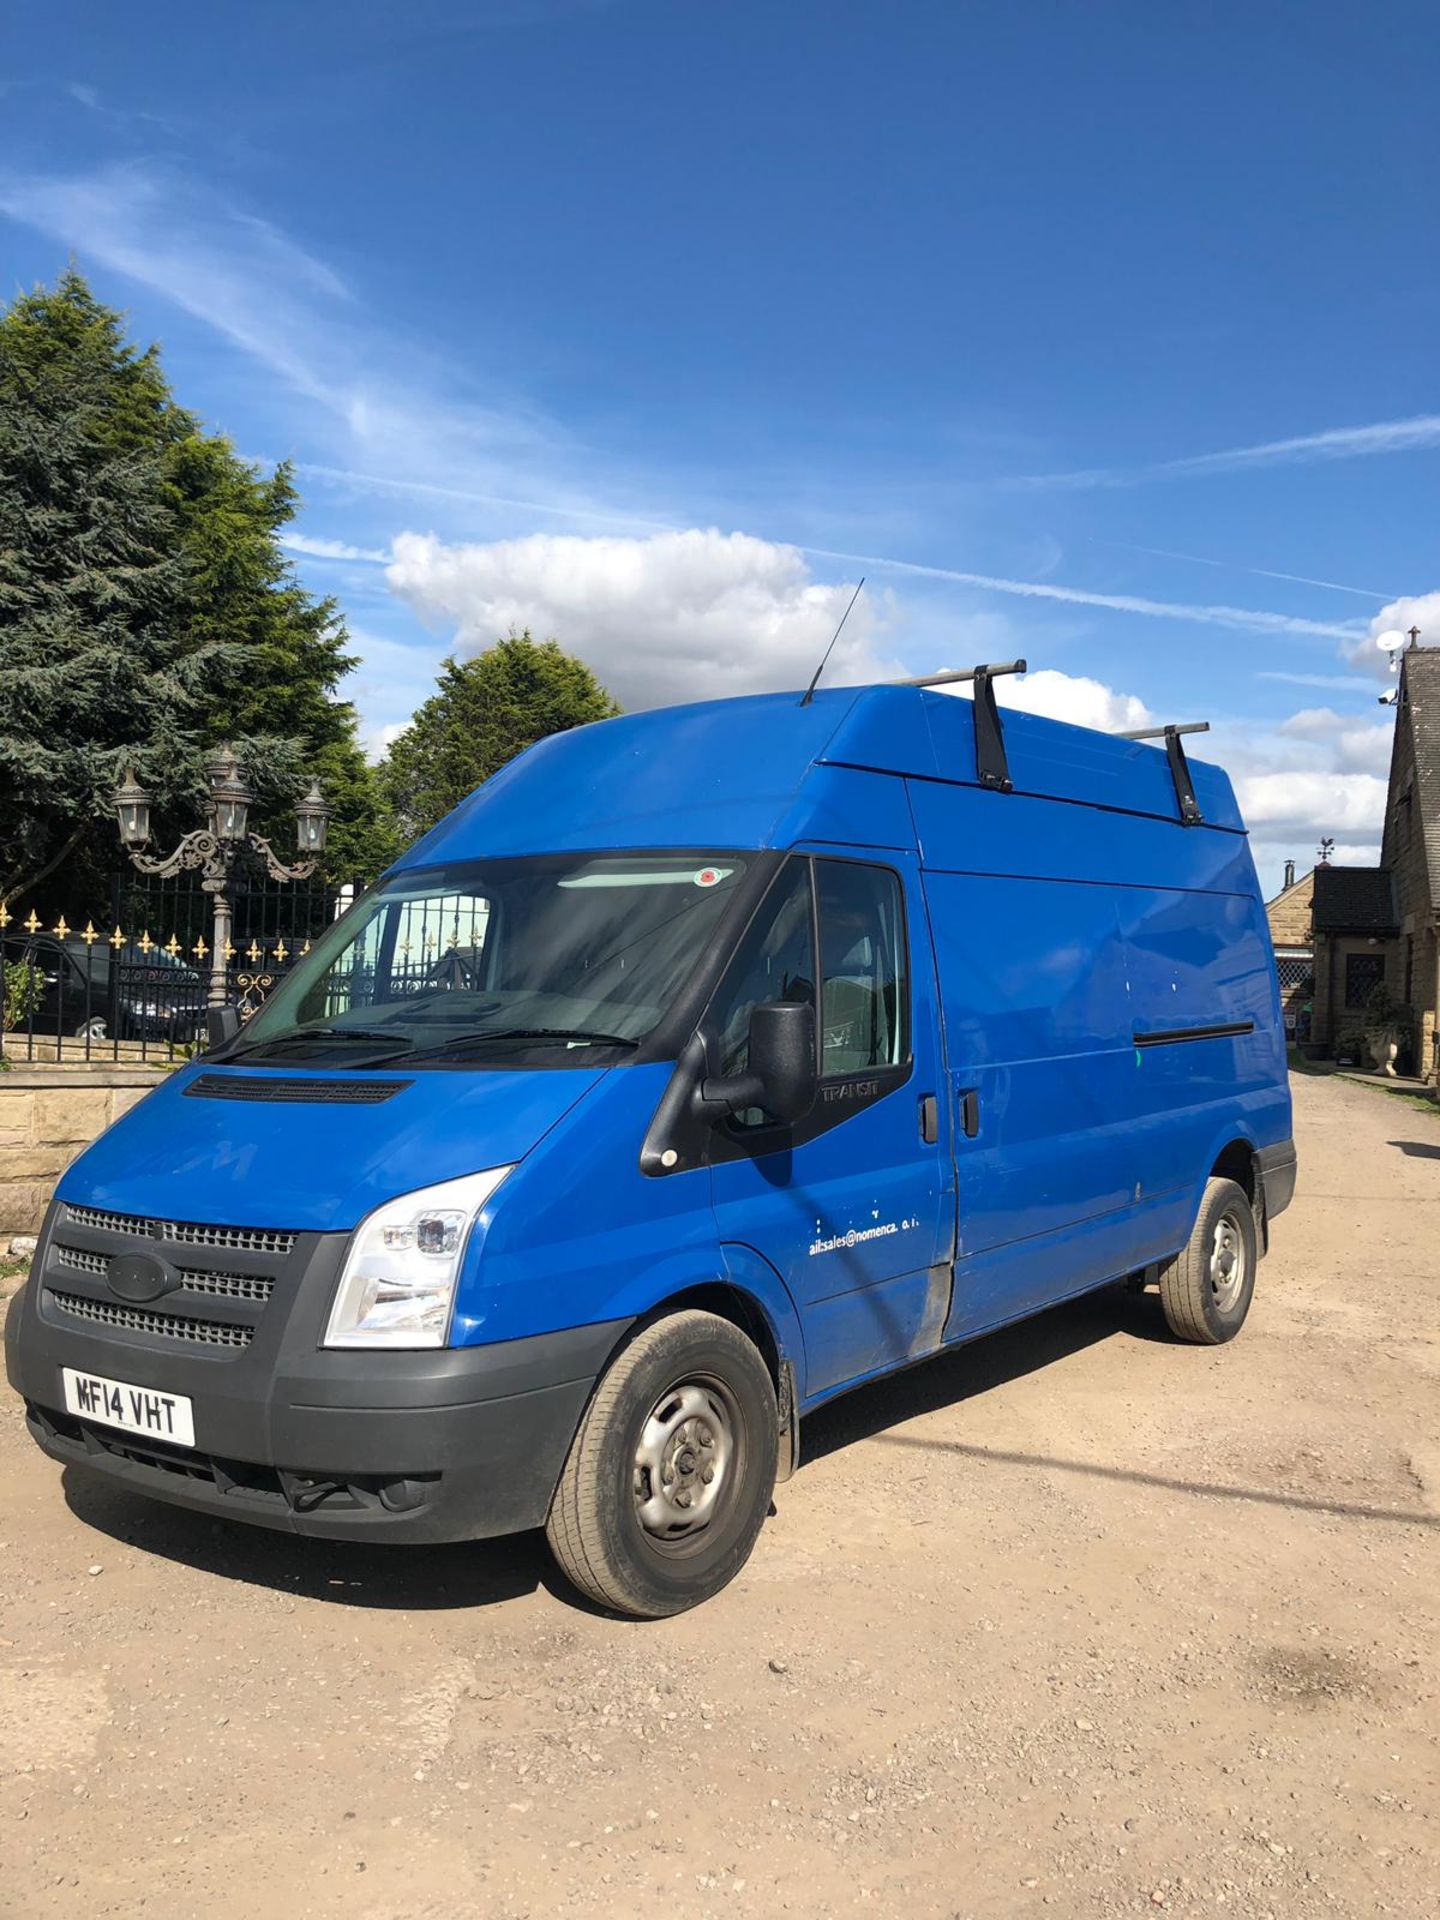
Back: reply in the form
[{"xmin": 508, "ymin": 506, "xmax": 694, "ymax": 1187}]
[{"xmin": 61, "ymin": 1367, "xmax": 195, "ymax": 1449}]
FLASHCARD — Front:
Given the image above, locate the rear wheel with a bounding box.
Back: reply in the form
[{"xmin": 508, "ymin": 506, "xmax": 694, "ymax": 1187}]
[
  {"xmin": 1157, "ymin": 1175, "xmax": 1257, "ymax": 1344},
  {"xmin": 546, "ymin": 1309, "xmax": 778, "ymax": 1617}
]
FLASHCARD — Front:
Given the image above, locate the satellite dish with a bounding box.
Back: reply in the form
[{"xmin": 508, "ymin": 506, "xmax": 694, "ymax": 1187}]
[{"xmin": 1376, "ymin": 629, "xmax": 1407, "ymax": 653}]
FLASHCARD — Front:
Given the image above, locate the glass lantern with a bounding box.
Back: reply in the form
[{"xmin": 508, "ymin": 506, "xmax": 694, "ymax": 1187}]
[
  {"xmin": 206, "ymin": 749, "xmax": 253, "ymax": 842},
  {"xmin": 294, "ymin": 780, "xmax": 330, "ymax": 856},
  {"xmin": 113, "ymin": 768, "xmax": 154, "ymax": 848}
]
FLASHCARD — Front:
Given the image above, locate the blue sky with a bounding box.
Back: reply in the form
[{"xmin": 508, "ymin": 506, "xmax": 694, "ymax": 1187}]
[{"xmin": 3, "ymin": 0, "xmax": 1438, "ymax": 891}]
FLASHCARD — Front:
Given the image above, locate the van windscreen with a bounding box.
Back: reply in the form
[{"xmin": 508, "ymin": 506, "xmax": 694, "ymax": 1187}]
[{"xmin": 226, "ymin": 853, "xmax": 749, "ymax": 1068}]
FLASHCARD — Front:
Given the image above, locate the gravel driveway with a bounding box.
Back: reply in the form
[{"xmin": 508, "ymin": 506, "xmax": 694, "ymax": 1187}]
[{"xmin": 3, "ymin": 1069, "xmax": 1437, "ymax": 1918}]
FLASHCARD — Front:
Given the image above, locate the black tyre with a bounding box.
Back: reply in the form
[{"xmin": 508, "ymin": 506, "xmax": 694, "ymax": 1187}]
[
  {"xmin": 1157, "ymin": 1175, "xmax": 1257, "ymax": 1344},
  {"xmin": 545, "ymin": 1309, "xmax": 778, "ymax": 1618}
]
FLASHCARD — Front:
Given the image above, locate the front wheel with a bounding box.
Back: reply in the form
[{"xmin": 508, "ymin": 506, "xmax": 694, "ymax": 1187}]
[
  {"xmin": 1157, "ymin": 1175, "xmax": 1258, "ymax": 1344},
  {"xmin": 546, "ymin": 1309, "xmax": 779, "ymax": 1617}
]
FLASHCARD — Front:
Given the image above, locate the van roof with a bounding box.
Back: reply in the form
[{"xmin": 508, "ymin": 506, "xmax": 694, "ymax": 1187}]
[{"xmin": 393, "ymin": 681, "xmax": 1245, "ymax": 870}]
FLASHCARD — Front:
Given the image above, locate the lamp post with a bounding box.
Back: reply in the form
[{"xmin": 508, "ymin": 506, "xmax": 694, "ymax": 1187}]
[{"xmin": 112, "ymin": 749, "xmax": 329, "ymax": 1010}]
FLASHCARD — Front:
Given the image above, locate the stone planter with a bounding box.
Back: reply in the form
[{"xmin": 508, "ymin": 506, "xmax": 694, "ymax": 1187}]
[{"xmin": 1368, "ymin": 1029, "xmax": 1400, "ymax": 1077}]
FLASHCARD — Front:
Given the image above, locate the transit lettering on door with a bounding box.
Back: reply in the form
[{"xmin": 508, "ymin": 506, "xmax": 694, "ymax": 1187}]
[{"xmin": 821, "ymin": 1079, "xmax": 880, "ymax": 1104}]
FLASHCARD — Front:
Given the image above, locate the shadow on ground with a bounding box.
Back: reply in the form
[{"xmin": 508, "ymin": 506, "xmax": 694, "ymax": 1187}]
[
  {"xmin": 64, "ymin": 1469, "xmax": 552, "ymax": 1613},
  {"xmin": 64, "ymin": 1284, "xmax": 1159, "ymax": 1614},
  {"xmin": 801, "ymin": 1280, "xmax": 1168, "ymax": 1463}
]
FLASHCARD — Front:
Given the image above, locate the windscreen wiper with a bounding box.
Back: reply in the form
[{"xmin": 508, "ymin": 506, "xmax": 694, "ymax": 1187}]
[
  {"xmin": 397, "ymin": 1027, "xmax": 640, "ymax": 1062},
  {"xmin": 222, "ymin": 1025, "xmax": 413, "ymax": 1065}
]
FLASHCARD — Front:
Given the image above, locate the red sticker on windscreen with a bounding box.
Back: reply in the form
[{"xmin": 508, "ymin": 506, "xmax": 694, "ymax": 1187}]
[{"xmin": 694, "ymin": 867, "xmax": 722, "ymax": 888}]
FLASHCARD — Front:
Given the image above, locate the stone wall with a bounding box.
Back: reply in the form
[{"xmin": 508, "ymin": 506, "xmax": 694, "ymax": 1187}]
[
  {"xmin": 1265, "ymin": 868, "xmax": 1314, "ymax": 948},
  {"xmin": 0, "ymin": 1067, "xmax": 165, "ymax": 1236},
  {"xmin": 1378, "ymin": 669, "xmax": 1440, "ymax": 1080}
]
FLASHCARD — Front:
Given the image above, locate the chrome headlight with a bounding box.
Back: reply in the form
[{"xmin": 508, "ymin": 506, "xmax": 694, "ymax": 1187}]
[{"xmin": 324, "ymin": 1167, "xmax": 512, "ymax": 1349}]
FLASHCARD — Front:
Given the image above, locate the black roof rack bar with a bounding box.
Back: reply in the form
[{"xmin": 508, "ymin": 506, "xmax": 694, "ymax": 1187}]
[
  {"xmin": 902, "ymin": 660, "xmax": 1027, "ymax": 793},
  {"xmin": 901, "ymin": 659, "xmax": 1028, "ymax": 688},
  {"xmin": 1116, "ymin": 722, "xmax": 1208, "ymax": 826}
]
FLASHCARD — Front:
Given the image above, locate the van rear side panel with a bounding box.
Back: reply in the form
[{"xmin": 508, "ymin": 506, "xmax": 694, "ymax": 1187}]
[
  {"xmin": 1118, "ymin": 878, "xmax": 1289, "ymax": 1262},
  {"xmin": 908, "ymin": 774, "xmax": 1289, "ymax": 1341}
]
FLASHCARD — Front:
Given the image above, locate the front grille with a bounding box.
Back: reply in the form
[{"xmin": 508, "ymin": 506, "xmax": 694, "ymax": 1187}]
[
  {"xmin": 54, "ymin": 1245, "xmax": 107, "ymax": 1276},
  {"xmin": 49, "ymin": 1289, "xmax": 254, "ymax": 1350},
  {"xmin": 48, "ymin": 1204, "xmax": 297, "ymax": 1353},
  {"xmin": 52, "ymin": 1245, "xmax": 274, "ymax": 1303},
  {"xmin": 179, "ymin": 1270, "xmax": 273, "ymax": 1303},
  {"xmin": 63, "ymin": 1204, "xmax": 151, "ymax": 1237},
  {"xmin": 62, "ymin": 1205, "xmax": 295, "ymax": 1258}
]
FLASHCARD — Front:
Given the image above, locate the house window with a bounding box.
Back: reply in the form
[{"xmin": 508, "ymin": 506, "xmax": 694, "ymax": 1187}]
[{"xmin": 1344, "ymin": 951, "xmax": 1385, "ymax": 1009}]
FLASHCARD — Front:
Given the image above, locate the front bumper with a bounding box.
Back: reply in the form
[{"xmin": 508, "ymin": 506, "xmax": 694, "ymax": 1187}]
[{"xmin": 5, "ymin": 1201, "xmax": 628, "ymax": 1543}]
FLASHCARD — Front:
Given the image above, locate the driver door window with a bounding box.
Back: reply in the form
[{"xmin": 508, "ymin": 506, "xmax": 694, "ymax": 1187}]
[
  {"xmin": 713, "ymin": 861, "xmax": 815, "ymax": 1096},
  {"xmin": 708, "ymin": 855, "xmax": 910, "ymax": 1135},
  {"xmin": 817, "ymin": 859, "xmax": 907, "ymax": 1076}
]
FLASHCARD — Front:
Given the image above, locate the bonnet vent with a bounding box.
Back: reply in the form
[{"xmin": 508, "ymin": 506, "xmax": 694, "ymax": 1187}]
[{"xmin": 184, "ymin": 1074, "xmax": 411, "ymax": 1105}]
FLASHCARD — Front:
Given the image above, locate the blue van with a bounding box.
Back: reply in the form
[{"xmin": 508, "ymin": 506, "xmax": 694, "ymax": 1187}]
[{"xmin": 5, "ymin": 672, "xmax": 1295, "ymax": 1616}]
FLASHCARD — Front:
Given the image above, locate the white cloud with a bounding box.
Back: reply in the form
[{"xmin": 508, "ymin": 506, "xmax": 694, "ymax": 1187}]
[
  {"xmin": 1235, "ymin": 770, "xmax": 1388, "ymax": 835},
  {"xmin": 1256, "ymin": 670, "xmax": 1380, "ymax": 693},
  {"xmin": 1096, "ymin": 538, "xmax": 1392, "ymax": 601},
  {"xmin": 295, "ymin": 462, "xmax": 674, "ymax": 534},
  {"xmin": 1010, "ymin": 414, "xmax": 1440, "ymax": 491},
  {"xmin": 804, "ymin": 545, "xmax": 1362, "ymax": 643},
  {"xmin": 1354, "ymin": 590, "xmax": 1440, "ymax": 678},
  {"xmin": 337, "ymin": 627, "xmax": 450, "ymax": 760},
  {"xmin": 1000, "ymin": 668, "xmax": 1153, "ymax": 734},
  {"xmin": 1276, "ymin": 708, "xmax": 1393, "ymax": 773},
  {"xmin": 0, "ymin": 159, "xmax": 617, "ymax": 536},
  {"xmin": 282, "ymin": 532, "xmax": 391, "ymax": 564},
  {"xmin": 1216, "ymin": 705, "xmax": 1394, "ymax": 886},
  {"xmin": 0, "ymin": 160, "xmax": 353, "ymax": 405},
  {"xmin": 936, "ymin": 668, "xmax": 1153, "ymax": 734},
  {"xmin": 386, "ymin": 527, "xmax": 906, "ymax": 710}
]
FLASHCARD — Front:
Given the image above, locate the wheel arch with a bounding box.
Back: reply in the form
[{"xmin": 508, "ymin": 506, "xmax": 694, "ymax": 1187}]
[
  {"xmin": 1207, "ymin": 1135, "xmax": 1266, "ymax": 1247},
  {"xmin": 584, "ymin": 1253, "xmax": 806, "ymax": 1483}
]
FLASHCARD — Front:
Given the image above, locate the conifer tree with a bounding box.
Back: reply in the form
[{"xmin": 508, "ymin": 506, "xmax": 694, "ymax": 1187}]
[
  {"xmin": 380, "ymin": 633, "xmax": 621, "ymax": 842},
  {"xmin": 0, "ymin": 272, "xmax": 388, "ymax": 902},
  {"xmin": 0, "ymin": 340, "xmax": 226, "ymax": 901}
]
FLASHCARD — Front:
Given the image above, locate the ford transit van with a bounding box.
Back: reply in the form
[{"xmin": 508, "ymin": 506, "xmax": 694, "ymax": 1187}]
[{"xmin": 5, "ymin": 673, "xmax": 1296, "ymax": 1616}]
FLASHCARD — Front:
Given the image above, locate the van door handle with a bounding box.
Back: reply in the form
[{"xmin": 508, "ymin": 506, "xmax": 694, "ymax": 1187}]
[
  {"xmin": 919, "ymin": 1094, "xmax": 938, "ymax": 1144},
  {"xmin": 960, "ymin": 1089, "xmax": 980, "ymax": 1139}
]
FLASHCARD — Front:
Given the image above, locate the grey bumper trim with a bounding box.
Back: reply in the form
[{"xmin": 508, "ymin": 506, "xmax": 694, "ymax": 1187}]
[{"xmin": 1257, "ymin": 1140, "xmax": 1297, "ymax": 1220}]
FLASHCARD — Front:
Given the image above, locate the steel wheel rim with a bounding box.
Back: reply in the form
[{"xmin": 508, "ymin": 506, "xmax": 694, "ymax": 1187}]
[
  {"xmin": 633, "ymin": 1375, "xmax": 737, "ymax": 1543},
  {"xmin": 1209, "ymin": 1209, "xmax": 1247, "ymax": 1312}
]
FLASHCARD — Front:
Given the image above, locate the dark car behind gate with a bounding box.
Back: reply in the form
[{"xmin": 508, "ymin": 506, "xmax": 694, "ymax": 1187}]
[{"xmin": 1, "ymin": 870, "xmax": 347, "ymax": 1066}]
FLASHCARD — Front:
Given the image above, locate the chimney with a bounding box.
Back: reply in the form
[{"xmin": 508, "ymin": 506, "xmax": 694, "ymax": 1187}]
[{"xmin": 1284, "ymin": 859, "xmax": 1295, "ymax": 889}]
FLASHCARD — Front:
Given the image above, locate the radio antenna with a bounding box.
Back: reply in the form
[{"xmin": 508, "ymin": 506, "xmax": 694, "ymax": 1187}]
[{"xmin": 799, "ymin": 577, "xmax": 865, "ymax": 706}]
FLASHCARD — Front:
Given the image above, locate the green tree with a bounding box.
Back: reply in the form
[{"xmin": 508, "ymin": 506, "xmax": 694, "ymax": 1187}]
[
  {"xmin": 0, "ymin": 271, "xmax": 388, "ymax": 900},
  {"xmin": 380, "ymin": 633, "xmax": 621, "ymax": 842},
  {"xmin": 0, "ymin": 338, "xmax": 234, "ymax": 903},
  {"xmin": 165, "ymin": 435, "xmax": 384, "ymax": 882}
]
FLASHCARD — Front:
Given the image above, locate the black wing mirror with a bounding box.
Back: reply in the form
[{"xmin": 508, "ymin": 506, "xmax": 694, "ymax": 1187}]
[
  {"xmin": 700, "ymin": 1001, "xmax": 817, "ymax": 1125},
  {"xmin": 205, "ymin": 1004, "xmax": 242, "ymax": 1051}
]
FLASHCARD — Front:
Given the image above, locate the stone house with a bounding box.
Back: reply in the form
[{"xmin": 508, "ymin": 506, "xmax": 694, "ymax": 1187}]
[
  {"xmin": 1263, "ymin": 861, "xmax": 1315, "ymax": 1041},
  {"xmin": 1305, "ymin": 643, "xmax": 1440, "ymax": 1078}
]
